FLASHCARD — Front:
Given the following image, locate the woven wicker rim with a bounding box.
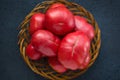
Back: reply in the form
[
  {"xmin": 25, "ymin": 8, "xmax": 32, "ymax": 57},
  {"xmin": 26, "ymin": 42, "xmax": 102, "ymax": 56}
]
[{"xmin": 18, "ymin": 0, "xmax": 101, "ymax": 80}]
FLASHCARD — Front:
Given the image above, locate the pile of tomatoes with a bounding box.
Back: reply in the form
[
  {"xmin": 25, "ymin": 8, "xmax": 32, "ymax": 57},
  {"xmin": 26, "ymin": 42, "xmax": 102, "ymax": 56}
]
[{"xmin": 26, "ymin": 3, "xmax": 95, "ymax": 73}]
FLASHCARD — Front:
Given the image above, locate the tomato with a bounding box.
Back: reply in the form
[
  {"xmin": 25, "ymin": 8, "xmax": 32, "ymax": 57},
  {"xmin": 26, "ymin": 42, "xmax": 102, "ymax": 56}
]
[
  {"xmin": 30, "ymin": 13, "xmax": 45, "ymax": 35},
  {"xmin": 58, "ymin": 31, "xmax": 90, "ymax": 70},
  {"xmin": 74, "ymin": 16, "xmax": 95, "ymax": 40},
  {"xmin": 49, "ymin": 3, "xmax": 66, "ymax": 9},
  {"xmin": 45, "ymin": 7, "xmax": 75, "ymax": 36},
  {"xmin": 31, "ymin": 30, "xmax": 60, "ymax": 57},
  {"xmin": 48, "ymin": 57, "xmax": 67, "ymax": 73},
  {"xmin": 26, "ymin": 43, "xmax": 42, "ymax": 60}
]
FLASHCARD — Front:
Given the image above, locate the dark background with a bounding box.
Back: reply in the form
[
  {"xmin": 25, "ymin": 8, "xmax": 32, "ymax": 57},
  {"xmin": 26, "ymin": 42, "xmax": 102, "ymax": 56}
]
[{"xmin": 0, "ymin": 0, "xmax": 120, "ymax": 80}]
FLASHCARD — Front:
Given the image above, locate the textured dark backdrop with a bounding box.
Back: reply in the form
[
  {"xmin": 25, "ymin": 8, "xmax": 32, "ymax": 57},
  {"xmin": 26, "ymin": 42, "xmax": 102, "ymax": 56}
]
[{"xmin": 0, "ymin": 0, "xmax": 120, "ymax": 80}]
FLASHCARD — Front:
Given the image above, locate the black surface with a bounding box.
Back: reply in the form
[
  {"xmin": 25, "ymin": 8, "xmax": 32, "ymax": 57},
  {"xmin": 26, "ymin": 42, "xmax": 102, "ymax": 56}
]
[{"xmin": 0, "ymin": 0, "xmax": 120, "ymax": 80}]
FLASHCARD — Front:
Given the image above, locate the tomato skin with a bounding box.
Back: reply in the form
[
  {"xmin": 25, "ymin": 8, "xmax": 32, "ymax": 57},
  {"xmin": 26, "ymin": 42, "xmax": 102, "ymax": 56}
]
[
  {"xmin": 26, "ymin": 43, "xmax": 42, "ymax": 60},
  {"xmin": 31, "ymin": 30, "xmax": 60, "ymax": 57},
  {"xmin": 48, "ymin": 57, "xmax": 67, "ymax": 73},
  {"xmin": 74, "ymin": 16, "xmax": 95, "ymax": 40},
  {"xmin": 45, "ymin": 7, "xmax": 75, "ymax": 36},
  {"xmin": 30, "ymin": 13, "xmax": 45, "ymax": 35},
  {"xmin": 79, "ymin": 53, "xmax": 91, "ymax": 69},
  {"xmin": 49, "ymin": 3, "xmax": 66, "ymax": 9},
  {"xmin": 58, "ymin": 31, "xmax": 90, "ymax": 70}
]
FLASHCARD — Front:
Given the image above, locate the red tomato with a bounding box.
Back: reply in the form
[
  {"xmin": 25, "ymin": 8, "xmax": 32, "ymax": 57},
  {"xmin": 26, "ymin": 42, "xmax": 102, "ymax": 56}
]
[
  {"xmin": 74, "ymin": 16, "xmax": 95, "ymax": 40},
  {"xmin": 30, "ymin": 13, "xmax": 45, "ymax": 35},
  {"xmin": 26, "ymin": 43, "xmax": 42, "ymax": 60},
  {"xmin": 49, "ymin": 3, "xmax": 66, "ymax": 9},
  {"xmin": 45, "ymin": 7, "xmax": 75, "ymax": 36},
  {"xmin": 48, "ymin": 57, "xmax": 67, "ymax": 73},
  {"xmin": 31, "ymin": 30, "xmax": 60, "ymax": 57},
  {"xmin": 58, "ymin": 31, "xmax": 90, "ymax": 70}
]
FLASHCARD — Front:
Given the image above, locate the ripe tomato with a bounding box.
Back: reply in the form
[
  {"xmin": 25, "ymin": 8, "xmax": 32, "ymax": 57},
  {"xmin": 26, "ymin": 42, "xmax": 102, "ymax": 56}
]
[
  {"xmin": 31, "ymin": 30, "xmax": 60, "ymax": 57},
  {"xmin": 48, "ymin": 57, "xmax": 67, "ymax": 73},
  {"xmin": 58, "ymin": 31, "xmax": 90, "ymax": 70},
  {"xmin": 26, "ymin": 43, "xmax": 42, "ymax": 60},
  {"xmin": 45, "ymin": 7, "xmax": 75, "ymax": 36},
  {"xmin": 74, "ymin": 16, "xmax": 95, "ymax": 40},
  {"xmin": 30, "ymin": 13, "xmax": 45, "ymax": 35},
  {"xmin": 49, "ymin": 3, "xmax": 66, "ymax": 9}
]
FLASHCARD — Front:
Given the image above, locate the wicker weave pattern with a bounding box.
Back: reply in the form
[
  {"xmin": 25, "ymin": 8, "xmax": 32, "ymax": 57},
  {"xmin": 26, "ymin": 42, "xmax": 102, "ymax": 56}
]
[{"xmin": 18, "ymin": 0, "xmax": 101, "ymax": 80}]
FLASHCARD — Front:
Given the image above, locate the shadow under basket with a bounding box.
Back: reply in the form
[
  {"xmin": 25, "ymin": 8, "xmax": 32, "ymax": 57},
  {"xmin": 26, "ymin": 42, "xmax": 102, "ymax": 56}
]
[{"xmin": 18, "ymin": 0, "xmax": 101, "ymax": 80}]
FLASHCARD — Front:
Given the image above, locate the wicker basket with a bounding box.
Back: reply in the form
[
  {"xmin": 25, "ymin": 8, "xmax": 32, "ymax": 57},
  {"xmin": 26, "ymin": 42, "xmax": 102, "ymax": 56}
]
[{"xmin": 18, "ymin": 0, "xmax": 101, "ymax": 80}]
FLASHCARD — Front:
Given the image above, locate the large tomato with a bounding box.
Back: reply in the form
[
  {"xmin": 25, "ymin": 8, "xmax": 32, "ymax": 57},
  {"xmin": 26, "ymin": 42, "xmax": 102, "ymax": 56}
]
[
  {"xmin": 58, "ymin": 31, "xmax": 90, "ymax": 70},
  {"xmin": 45, "ymin": 7, "xmax": 75, "ymax": 36},
  {"xmin": 31, "ymin": 30, "xmax": 60, "ymax": 57},
  {"xmin": 30, "ymin": 13, "xmax": 45, "ymax": 35}
]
